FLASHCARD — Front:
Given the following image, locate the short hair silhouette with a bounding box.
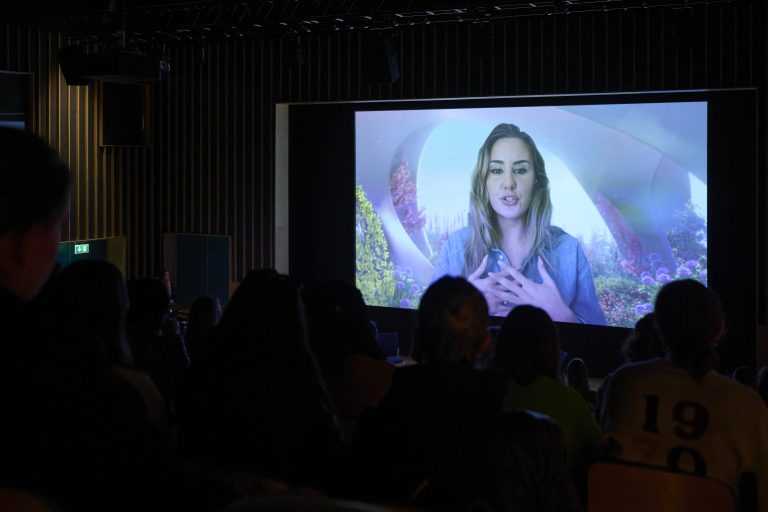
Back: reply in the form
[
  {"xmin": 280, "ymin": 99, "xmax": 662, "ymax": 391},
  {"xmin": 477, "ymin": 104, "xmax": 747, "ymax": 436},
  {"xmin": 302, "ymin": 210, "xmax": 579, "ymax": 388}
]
[
  {"xmin": 303, "ymin": 279, "xmax": 383, "ymax": 378},
  {"xmin": 495, "ymin": 305, "xmax": 561, "ymax": 385},
  {"xmin": 417, "ymin": 276, "xmax": 488, "ymax": 365},
  {"xmin": 414, "ymin": 409, "xmax": 581, "ymax": 512},
  {"xmin": 622, "ymin": 312, "xmax": 664, "ymax": 363},
  {"xmin": 655, "ymin": 279, "xmax": 723, "ymax": 379},
  {"xmin": 213, "ymin": 269, "xmax": 315, "ymax": 364},
  {"xmin": 36, "ymin": 259, "xmax": 132, "ymax": 367}
]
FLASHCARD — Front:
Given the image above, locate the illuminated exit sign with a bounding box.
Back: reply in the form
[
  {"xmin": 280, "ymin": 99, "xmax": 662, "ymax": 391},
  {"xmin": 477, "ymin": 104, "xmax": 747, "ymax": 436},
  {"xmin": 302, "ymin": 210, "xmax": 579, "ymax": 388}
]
[{"xmin": 74, "ymin": 243, "xmax": 90, "ymax": 255}]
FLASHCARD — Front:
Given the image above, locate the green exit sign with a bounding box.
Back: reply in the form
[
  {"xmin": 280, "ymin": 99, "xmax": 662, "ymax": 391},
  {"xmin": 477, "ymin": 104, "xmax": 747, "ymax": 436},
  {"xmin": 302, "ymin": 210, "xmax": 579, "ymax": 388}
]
[{"xmin": 74, "ymin": 243, "xmax": 90, "ymax": 255}]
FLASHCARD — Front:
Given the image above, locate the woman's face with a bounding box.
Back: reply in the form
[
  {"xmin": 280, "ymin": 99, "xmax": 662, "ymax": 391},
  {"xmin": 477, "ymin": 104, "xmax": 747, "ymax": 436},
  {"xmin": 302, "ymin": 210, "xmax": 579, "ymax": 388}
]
[{"xmin": 484, "ymin": 137, "xmax": 535, "ymax": 225}]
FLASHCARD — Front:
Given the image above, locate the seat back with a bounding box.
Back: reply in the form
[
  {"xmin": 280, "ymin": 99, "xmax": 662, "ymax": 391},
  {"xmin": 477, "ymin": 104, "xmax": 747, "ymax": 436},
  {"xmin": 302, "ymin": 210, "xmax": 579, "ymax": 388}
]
[
  {"xmin": 756, "ymin": 366, "xmax": 768, "ymax": 406},
  {"xmin": 0, "ymin": 488, "xmax": 59, "ymax": 512},
  {"xmin": 588, "ymin": 462, "xmax": 735, "ymax": 512},
  {"xmin": 376, "ymin": 331, "xmax": 399, "ymax": 357},
  {"xmin": 732, "ymin": 365, "xmax": 756, "ymax": 388},
  {"xmin": 565, "ymin": 356, "xmax": 594, "ymax": 406}
]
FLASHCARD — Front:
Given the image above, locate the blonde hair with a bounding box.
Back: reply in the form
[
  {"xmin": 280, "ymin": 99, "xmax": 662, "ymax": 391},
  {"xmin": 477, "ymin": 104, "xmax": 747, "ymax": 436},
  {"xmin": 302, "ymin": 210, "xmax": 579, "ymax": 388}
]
[{"xmin": 464, "ymin": 123, "xmax": 553, "ymax": 276}]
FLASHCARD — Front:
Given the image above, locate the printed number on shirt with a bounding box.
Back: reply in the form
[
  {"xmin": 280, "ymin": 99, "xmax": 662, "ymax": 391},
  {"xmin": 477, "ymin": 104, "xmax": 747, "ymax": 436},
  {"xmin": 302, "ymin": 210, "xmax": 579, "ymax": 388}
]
[{"xmin": 642, "ymin": 395, "xmax": 709, "ymax": 475}]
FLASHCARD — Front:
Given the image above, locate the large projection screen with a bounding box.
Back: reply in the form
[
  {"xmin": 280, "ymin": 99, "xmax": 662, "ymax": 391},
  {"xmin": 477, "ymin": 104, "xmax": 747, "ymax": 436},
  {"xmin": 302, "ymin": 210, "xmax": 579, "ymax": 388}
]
[{"xmin": 354, "ymin": 102, "xmax": 707, "ymax": 328}]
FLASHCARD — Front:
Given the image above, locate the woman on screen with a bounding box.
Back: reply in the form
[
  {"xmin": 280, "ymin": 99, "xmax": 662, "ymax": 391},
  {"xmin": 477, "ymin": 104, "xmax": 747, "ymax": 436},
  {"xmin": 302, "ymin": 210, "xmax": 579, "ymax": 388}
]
[{"xmin": 432, "ymin": 123, "xmax": 605, "ymax": 324}]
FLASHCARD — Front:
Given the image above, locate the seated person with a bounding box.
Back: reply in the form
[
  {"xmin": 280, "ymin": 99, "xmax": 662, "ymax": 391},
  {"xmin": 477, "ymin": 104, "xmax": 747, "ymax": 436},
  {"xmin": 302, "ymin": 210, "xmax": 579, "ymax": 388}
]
[
  {"xmin": 302, "ymin": 280, "xmax": 394, "ymax": 422},
  {"xmin": 622, "ymin": 312, "xmax": 665, "ymax": 363},
  {"xmin": 185, "ymin": 295, "xmax": 223, "ymax": 363},
  {"xmin": 413, "ymin": 409, "xmax": 583, "ymax": 512},
  {"xmin": 494, "ymin": 305, "xmax": 601, "ymax": 499},
  {"xmin": 180, "ymin": 269, "xmax": 344, "ymax": 494},
  {"xmin": 34, "ymin": 260, "xmax": 171, "ymax": 439},
  {"xmin": 598, "ymin": 279, "xmax": 768, "ymax": 510},
  {"xmin": 351, "ymin": 276, "xmax": 507, "ymax": 503},
  {"xmin": 126, "ymin": 278, "xmax": 190, "ymax": 417}
]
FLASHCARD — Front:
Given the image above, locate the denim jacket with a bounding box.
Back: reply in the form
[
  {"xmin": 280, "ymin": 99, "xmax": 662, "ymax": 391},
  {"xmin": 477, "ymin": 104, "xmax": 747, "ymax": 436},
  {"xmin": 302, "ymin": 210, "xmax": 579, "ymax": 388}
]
[{"xmin": 431, "ymin": 226, "xmax": 606, "ymax": 325}]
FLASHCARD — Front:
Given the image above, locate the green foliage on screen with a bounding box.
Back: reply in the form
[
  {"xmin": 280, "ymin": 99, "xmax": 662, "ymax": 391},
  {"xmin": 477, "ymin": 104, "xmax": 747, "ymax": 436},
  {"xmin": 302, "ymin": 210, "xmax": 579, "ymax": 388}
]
[{"xmin": 355, "ymin": 185, "xmax": 395, "ymax": 307}]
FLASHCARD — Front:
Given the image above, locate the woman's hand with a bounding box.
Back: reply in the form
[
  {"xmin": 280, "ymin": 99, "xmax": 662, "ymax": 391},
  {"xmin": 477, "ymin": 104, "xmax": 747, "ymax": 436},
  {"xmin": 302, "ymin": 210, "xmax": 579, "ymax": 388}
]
[
  {"xmin": 468, "ymin": 255, "xmax": 513, "ymax": 317},
  {"xmin": 492, "ymin": 256, "xmax": 579, "ymax": 323}
]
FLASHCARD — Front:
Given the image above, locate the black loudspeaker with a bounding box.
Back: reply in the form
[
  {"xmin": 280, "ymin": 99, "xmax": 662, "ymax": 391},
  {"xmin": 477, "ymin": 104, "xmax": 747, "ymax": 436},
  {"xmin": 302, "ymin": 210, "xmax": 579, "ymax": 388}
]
[
  {"xmin": 364, "ymin": 36, "xmax": 400, "ymax": 84},
  {"xmin": 58, "ymin": 47, "xmax": 89, "ymax": 86},
  {"xmin": 101, "ymin": 81, "xmax": 147, "ymax": 146}
]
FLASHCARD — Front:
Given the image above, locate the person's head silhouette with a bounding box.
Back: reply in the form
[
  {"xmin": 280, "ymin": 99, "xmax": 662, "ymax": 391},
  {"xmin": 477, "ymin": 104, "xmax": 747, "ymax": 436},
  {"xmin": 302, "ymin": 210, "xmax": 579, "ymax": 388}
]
[
  {"xmin": 0, "ymin": 127, "xmax": 70, "ymax": 301},
  {"xmin": 655, "ymin": 278, "xmax": 723, "ymax": 379},
  {"xmin": 417, "ymin": 276, "xmax": 490, "ymax": 366}
]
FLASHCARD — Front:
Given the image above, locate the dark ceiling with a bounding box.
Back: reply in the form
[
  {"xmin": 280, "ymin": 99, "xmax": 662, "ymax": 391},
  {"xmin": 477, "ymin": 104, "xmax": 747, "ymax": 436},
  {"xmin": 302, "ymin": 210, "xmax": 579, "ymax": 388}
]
[{"xmin": 1, "ymin": 0, "xmax": 740, "ymax": 49}]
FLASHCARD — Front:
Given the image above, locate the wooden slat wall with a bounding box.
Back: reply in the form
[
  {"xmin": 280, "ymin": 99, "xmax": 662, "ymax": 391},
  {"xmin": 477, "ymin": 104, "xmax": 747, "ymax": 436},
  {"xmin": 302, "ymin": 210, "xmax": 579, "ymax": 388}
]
[
  {"xmin": 2, "ymin": 2, "xmax": 766, "ymax": 321},
  {"xmin": 0, "ymin": 25, "xmax": 145, "ymax": 274},
  {"xmin": 157, "ymin": 39, "xmax": 273, "ymax": 283},
  {"xmin": 0, "ymin": 25, "xmax": 141, "ymax": 270}
]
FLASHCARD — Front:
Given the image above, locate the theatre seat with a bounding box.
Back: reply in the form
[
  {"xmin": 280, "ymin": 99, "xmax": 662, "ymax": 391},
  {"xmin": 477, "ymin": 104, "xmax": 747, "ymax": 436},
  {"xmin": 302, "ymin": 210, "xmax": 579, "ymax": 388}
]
[
  {"xmin": 588, "ymin": 462, "xmax": 735, "ymax": 512},
  {"xmin": 0, "ymin": 488, "xmax": 59, "ymax": 512},
  {"xmin": 756, "ymin": 366, "xmax": 768, "ymax": 406}
]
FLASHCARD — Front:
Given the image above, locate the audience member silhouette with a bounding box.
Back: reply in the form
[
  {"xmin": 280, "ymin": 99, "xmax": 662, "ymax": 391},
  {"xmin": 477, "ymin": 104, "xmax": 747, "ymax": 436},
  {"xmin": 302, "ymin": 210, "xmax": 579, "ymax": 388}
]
[
  {"xmin": 186, "ymin": 295, "xmax": 223, "ymax": 363},
  {"xmin": 0, "ymin": 127, "xmax": 69, "ymax": 310},
  {"xmin": 181, "ymin": 269, "xmax": 344, "ymax": 493},
  {"xmin": 413, "ymin": 409, "xmax": 583, "ymax": 512},
  {"xmin": 34, "ymin": 260, "xmax": 170, "ymax": 436},
  {"xmin": 595, "ymin": 311, "xmax": 665, "ymax": 426},
  {"xmin": 599, "ymin": 279, "xmax": 768, "ymax": 510},
  {"xmin": 493, "ymin": 305, "xmax": 601, "ymax": 501},
  {"xmin": 622, "ymin": 312, "xmax": 664, "ymax": 363},
  {"xmin": 35, "ymin": 260, "xmax": 130, "ymax": 365},
  {"xmin": 0, "ymin": 128, "xmax": 230, "ymax": 511},
  {"xmin": 126, "ymin": 277, "xmax": 190, "ymax": 417},
  {"xmin": 159, "ymin": 268, "xmax": 177, "ymax": 304},
  {"xmin": 303, "ymin": 279, "xmax": 394, "ymax": 421},
  {"xmin": 351, "ymin": 276, "xmax": 506, "ymax": 503}
]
